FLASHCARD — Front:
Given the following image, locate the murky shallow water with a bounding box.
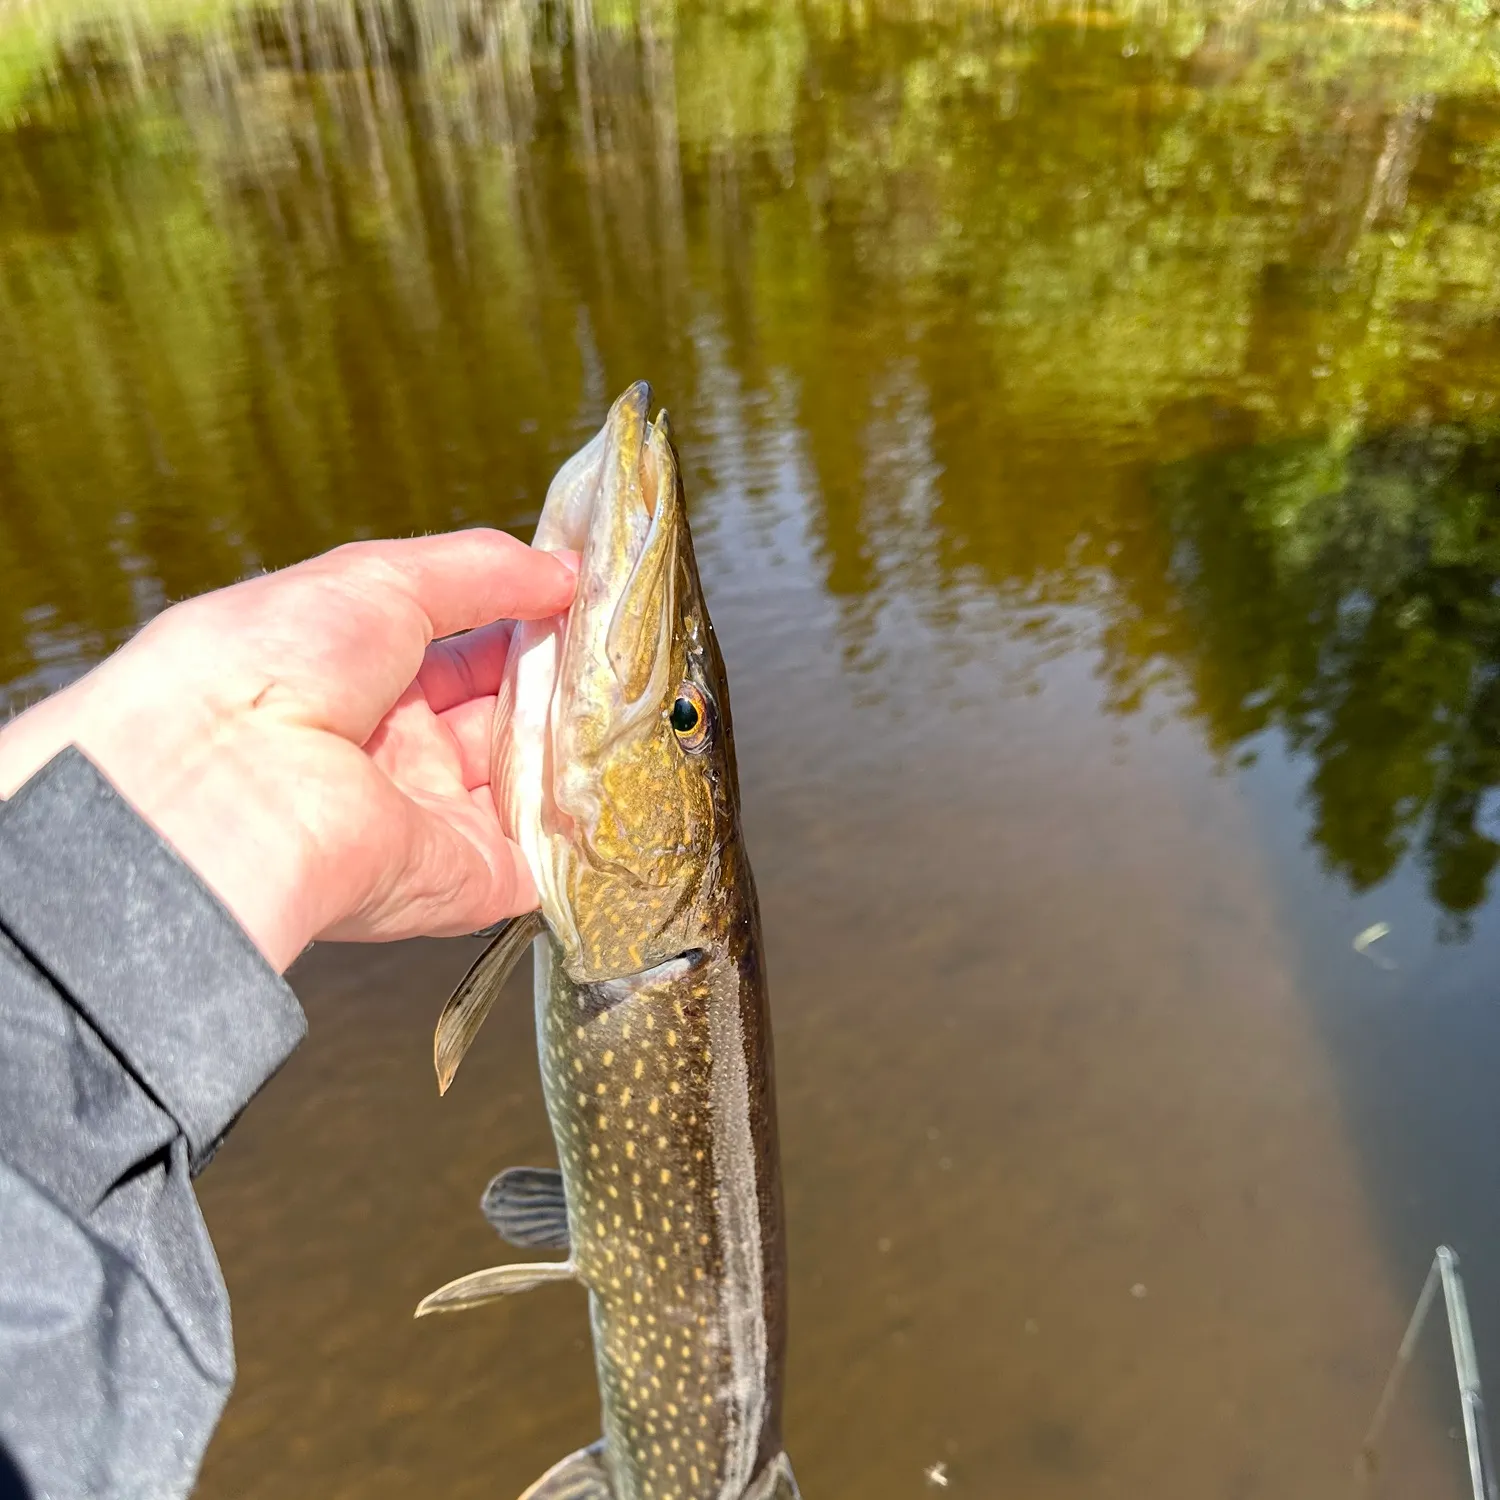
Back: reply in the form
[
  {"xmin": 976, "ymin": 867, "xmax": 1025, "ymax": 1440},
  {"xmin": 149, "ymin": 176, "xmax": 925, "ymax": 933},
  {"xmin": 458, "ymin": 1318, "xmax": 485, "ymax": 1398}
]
[{"xmin": 5, "ymin": 0, "xmax": 1500, "ymax": 1492}]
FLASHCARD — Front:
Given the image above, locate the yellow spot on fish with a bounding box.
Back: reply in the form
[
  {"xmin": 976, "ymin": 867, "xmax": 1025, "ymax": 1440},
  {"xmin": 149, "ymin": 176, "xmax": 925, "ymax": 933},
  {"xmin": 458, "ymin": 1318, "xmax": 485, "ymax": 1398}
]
[
  {"xmin": 666, "ymin": 1029, "xmax": 678, "ymax": 1047},
  {"xmin": 596, "ymin": 1083, "xmax": 607, "ymax": 1096},
  {"xmin": 657, "ymin": 1255, "xmax": 667, "ymax": 1270},
  {"xmin": 649, "ymin": 1097, "xmax": 660, "ymax": 1116},
  {"xmin": 634, "ymin": 1058, "xmax": 644, "ymax": 1079},
  {"xmin": 602, "ymin": 1050, "xmax": 614, "ymax": 1067},
  {"xmin": 626, "ymin": 1141, "xmax": 637, "ymax": 1159},
  {"xmin": 661, "ymin": 1217, "xmax": 672, "ymax": 1231},
  {"xmin": 660, "ymin": 1168, "xmax": 672, "ymax": 1184},
  {"xmin": 621, "ymin": 1087, "xmax": 633, "ymax": 1106},
  {"xmin": 590, "ymin": 1144, "xmax": 600, "ymax": 1158}
]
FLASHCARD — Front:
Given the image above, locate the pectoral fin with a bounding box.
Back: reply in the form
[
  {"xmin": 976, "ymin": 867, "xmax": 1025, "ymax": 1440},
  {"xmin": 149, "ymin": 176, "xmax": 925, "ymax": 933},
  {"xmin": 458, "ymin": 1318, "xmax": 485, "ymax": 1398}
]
[
  {"xmin": 435, "ymin": 911, "xmax": 544, "ymax": 1094},
  {"xmin": 482, "ymin": 1166, "xmax": 571, "ymax": 1251},
  {"xmin": 744, "ymin": 1454, "xmax": 801, "ymax": 1500},
  {"xmin": 414, "ymin": 1258, "xmax": 576, "ymax": 1317},
  {"xmin": 518, "ymin": 1441, "xmax": 614, "ymax": 1500}
]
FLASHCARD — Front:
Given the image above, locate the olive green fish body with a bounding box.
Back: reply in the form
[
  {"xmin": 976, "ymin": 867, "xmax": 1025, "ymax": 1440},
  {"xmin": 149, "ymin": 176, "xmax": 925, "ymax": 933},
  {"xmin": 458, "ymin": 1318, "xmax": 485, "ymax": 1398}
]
[
  {"xmin": 538, "ymin": 884, "xmax": 785, "ymax": 1500},
  {"xmin": 421, "ymin": 385, "xmax": 797, "ymax": 1500}
]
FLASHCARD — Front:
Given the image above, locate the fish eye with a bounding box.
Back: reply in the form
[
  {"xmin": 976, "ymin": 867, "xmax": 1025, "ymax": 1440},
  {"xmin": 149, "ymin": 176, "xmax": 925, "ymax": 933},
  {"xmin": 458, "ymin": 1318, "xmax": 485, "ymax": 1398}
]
[{"xmin": 669, "ymin": 684, "xmax": 711, "ymax": 753}]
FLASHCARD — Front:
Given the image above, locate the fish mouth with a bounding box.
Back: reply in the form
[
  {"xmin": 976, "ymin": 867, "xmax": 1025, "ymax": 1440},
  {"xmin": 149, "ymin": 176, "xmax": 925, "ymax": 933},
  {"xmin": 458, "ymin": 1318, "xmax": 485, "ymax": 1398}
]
[
  {"xmin": 532, "ymin": 380, "xmax": 668, "ymax": 629},
  {"xmin": 546, "ymin": 385, "xmax": 682, "ymax": 876},
  {"xmin": 499, "ymin": 381, "xmax": 683, "ymax": 961},
  {"xmin": 582, "ymin": 382, "xmax": 675, "ymax": 721},
  {"xmin": 532, "ymin": 380, "xmax": 653, "ymax": 554}
]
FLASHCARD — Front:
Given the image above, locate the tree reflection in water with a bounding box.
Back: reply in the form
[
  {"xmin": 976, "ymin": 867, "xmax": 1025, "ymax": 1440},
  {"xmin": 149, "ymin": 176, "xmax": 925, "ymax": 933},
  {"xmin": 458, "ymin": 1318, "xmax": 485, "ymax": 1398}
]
[{"xmin": 4, "ymin": 0, "xmax": 1500, "ymax": 920}]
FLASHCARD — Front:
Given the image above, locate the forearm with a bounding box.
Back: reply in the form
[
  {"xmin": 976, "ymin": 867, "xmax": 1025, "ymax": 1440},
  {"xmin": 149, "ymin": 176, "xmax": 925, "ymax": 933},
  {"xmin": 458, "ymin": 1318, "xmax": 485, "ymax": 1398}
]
[{"xmin": 0, "ymin": 749, "xmax": 306, "ymax": 1499}]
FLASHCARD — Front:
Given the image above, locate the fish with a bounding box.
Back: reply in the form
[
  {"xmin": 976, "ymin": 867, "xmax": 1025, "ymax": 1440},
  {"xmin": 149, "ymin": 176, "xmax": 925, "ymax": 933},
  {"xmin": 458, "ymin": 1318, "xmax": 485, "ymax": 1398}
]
[{"xmin": 416, "ymin": 382, "xmax": 798, "ymax": 1500}]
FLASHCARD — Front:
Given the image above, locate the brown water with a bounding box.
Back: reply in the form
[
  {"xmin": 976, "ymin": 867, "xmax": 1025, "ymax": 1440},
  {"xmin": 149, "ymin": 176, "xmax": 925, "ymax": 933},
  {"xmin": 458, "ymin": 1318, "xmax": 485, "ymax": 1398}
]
[{"xmin": 6, "ymin": 0, "xmax": 1500, "ymax": 1492}]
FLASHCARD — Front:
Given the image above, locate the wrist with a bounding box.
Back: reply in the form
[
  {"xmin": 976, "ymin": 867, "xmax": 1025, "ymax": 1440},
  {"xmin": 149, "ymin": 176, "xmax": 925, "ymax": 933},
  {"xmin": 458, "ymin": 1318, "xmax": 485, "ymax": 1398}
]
[
  {"xmin": 127, "ymin": 733, "xmax": 321, "ymax": 973},
  {"xmin": 0, "ymin": 672, "xmax": 318, "ymax": 974}
]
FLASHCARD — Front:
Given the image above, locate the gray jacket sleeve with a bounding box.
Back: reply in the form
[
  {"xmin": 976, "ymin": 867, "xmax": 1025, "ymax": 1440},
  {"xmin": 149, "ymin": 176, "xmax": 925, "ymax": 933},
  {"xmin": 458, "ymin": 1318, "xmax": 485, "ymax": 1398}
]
[{"xmin": 0, "ymin": 747, "xmax": 307, "ymax": 1500}]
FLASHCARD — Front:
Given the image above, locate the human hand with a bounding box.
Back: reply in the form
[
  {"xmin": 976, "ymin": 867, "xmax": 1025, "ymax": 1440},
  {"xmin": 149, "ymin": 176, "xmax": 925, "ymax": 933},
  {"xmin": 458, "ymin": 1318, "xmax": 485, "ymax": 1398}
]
[{"xmin": 0, "ymin": 531, "xmax": 576, "ymax": 973}]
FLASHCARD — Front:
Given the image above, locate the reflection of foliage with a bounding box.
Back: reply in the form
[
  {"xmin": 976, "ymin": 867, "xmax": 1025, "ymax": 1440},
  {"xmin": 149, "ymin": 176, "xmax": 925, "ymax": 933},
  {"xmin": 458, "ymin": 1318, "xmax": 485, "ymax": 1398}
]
[
  {"xmin": 1156, "ymin": 426, "xmax": 1500, "ymax": 925},
  {"xmin": 7, "ymin": 0, "xmax": 1500, "ymax": 915}
]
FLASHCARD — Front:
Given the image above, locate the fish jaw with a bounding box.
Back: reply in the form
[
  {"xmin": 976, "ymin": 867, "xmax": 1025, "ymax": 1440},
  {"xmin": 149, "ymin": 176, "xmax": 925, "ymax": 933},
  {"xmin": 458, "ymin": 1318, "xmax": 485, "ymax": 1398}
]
[
  {"xmin": 552, "ymin": 383, "xmax": 679, "ymax": 848},
  {"xmin": 495, "ymin": 610, "xmax": 573, "ymax": 950},
  {"xmin": 493, "ymin": 398, "xmax": 618, "ymax": 958},
  {"xmin": 495, "ymin": 382, "xmax": 711, "ymax": 982}
]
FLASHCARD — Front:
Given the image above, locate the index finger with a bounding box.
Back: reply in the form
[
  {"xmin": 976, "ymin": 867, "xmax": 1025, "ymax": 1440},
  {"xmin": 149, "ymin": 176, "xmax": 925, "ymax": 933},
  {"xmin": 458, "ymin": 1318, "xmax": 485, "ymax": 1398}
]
[
  {"xmin": 312, "ymin": 530, "xmax": 577, "ymax": 641},
  {"xmin": 420, "ymin": 620, "xmax": 515, "ymax": 713}
]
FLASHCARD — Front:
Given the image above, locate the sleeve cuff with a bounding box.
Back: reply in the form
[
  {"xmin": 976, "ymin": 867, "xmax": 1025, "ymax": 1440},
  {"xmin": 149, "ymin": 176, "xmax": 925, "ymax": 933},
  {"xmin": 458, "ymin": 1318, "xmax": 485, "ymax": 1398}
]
[{"xmin": 0, "ymin": 747, "xmax": 307, "ymax": 1168}]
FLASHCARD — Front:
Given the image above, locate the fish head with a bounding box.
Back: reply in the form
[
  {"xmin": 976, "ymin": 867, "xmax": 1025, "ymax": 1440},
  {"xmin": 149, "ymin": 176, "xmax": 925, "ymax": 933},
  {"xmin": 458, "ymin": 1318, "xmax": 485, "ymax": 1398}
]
[{"xmin": 497, "ymin": 382, "xmax": 740, "ymax": 984}]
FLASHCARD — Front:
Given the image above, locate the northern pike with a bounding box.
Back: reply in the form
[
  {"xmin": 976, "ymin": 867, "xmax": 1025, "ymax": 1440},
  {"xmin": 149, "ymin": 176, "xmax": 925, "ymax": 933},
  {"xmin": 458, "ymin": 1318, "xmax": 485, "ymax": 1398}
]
[{"xmin": 416, "ymin": 383, "xmax": 797, "ymax": 1500}]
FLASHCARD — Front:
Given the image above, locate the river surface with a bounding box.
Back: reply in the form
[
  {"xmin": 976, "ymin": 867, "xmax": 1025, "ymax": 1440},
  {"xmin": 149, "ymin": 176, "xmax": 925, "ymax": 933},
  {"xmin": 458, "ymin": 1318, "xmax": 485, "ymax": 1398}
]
[{"xmin": 5, "ymin": 0, "xmax": 1500, "ymax": 1493}]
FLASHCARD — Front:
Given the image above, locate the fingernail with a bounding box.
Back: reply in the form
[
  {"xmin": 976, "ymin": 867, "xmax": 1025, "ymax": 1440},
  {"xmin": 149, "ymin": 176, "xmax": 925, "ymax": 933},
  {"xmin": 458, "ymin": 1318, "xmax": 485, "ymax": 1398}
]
[{"xmin": 554, "ymin": 549, "xmax": 581, "ymax": 577}]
